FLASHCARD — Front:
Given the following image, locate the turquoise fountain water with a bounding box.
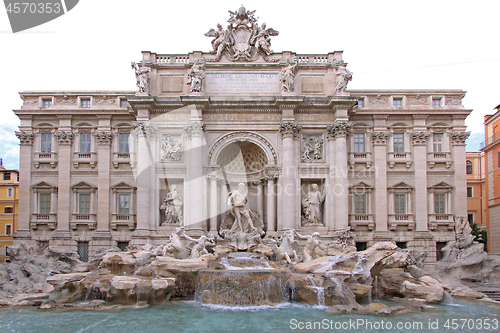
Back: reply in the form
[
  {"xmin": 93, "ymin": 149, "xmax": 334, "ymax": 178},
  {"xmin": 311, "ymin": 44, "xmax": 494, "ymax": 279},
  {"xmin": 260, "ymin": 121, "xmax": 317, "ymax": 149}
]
[{"xmin": 1, "ymin": 300, "xmax": 499, "ymax": 333}]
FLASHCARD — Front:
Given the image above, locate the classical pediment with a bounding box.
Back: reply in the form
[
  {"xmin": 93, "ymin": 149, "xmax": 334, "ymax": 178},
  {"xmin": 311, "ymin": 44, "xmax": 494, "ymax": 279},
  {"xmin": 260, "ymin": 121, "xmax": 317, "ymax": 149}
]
[
  {"xmin": 388, "ymin": 182, "xmax": 414, "ymax": 190},
  {"xmin": 350, "ymin": 182, "xmax": 374, "ymax": 190},
  {"xmin": 428, "ymin": 181, "xmax": 453, "ymax": 190},
  {"xmin": 71, "ymin": 181, "xmax": 96, "ymax": 190},
  {"xmin": 111, "ymin": 182, "xmax": 136, "ymax": 190},
  {"xmin": 31, "ymin": 181, "xmax": 57, "ymax": 189}
]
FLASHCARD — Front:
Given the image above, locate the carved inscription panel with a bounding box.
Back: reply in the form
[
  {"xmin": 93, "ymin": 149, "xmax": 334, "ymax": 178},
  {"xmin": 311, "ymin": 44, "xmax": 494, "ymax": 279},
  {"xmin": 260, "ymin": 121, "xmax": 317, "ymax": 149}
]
[{"xmin": 205, "ymin": 73, "xmax": 279, "ymax": 94}]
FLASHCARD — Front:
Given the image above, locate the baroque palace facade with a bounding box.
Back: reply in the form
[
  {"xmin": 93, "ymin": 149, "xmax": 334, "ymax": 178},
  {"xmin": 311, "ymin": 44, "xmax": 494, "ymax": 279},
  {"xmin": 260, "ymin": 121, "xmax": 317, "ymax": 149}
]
[{"xmin": 13, "ymin": 7, "xmax": 470, "ymax": 262}]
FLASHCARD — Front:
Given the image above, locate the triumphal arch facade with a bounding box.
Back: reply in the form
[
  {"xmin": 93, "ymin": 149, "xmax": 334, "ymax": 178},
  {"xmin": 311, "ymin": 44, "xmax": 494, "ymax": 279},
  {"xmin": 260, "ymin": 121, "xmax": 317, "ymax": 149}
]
[{"xmin": 14, "ymin": 6, "xmax": 470, "ymax": 262}]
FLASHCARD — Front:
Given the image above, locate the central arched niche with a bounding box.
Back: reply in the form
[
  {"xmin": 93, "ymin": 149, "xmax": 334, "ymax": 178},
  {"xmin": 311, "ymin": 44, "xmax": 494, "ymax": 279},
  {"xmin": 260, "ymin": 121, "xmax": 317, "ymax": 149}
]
[
  {"xmin": 217, "ymin": 141, "xmax": 268, "ymax": 176},
  {"xmin": 216, "ymin": 141, "xmax": 268, "ymax": 231}
]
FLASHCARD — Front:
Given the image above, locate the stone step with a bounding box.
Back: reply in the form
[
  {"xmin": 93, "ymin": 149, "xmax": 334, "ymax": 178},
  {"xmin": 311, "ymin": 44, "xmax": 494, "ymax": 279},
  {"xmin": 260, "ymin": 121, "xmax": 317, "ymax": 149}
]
[{"xmin": 463, "ymin": 282, "xmax": 500, "ymax": 301}]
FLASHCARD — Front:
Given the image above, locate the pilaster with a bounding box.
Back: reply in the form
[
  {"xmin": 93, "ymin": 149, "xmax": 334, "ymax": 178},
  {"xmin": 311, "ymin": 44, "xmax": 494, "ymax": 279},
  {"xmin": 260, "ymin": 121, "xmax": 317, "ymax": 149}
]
[
  {"xmin": 184, "ymin": 119, "xmax": 206, "ymax": 231},
  {"xmin": 412, "ymin": 130, "xmax": 430, "ymax": 231},
  {"xmin": 14, "ymin": 131, "xmax": 34, "ymax": 240},
  {"xmin": 451, "ymin": 131, "xmax": 470, "ymax": 219},
  {"xmin": 279, "ymin": 120, "xmax": 300, "ymax": 230},
  {"xmin": 53, "ymin": 130, "xmax": 73, "ymax": 241},
  {"xmin": 265, "ymin": 173, "xmax": 278, "ymax": 232},
  {"xmin": 372, "ymin": 131, "xmax": 390, "ymax": 232},
  {"xmin": 92, "ymin": 130, "xmax": 112, "ymax": 246},
  {"xmin": 131, "ymin": 124, "xmax": 152, "ymax": 243},
  {"xmin": 327, "ymin": 121, "xmax": 351, "ymax": 230}
]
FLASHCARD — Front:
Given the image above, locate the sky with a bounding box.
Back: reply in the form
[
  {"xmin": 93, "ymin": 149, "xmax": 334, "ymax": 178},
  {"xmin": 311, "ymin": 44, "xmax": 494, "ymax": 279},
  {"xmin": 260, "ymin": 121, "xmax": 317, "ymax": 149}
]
[{"xmin": 0, "ymin": 0, "xmax": 498, "ymax": 170}]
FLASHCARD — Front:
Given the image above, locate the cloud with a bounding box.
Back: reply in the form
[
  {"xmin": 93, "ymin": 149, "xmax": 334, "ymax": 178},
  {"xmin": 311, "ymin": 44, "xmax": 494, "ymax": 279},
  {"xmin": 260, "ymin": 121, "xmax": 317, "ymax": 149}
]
[
  {"xmin": 0, "ymin": 122, "xmax": 20, "ymax": 170},
  {"xmin": 466, "ymin": 132, "xmax": 484, "ymax": 153}
]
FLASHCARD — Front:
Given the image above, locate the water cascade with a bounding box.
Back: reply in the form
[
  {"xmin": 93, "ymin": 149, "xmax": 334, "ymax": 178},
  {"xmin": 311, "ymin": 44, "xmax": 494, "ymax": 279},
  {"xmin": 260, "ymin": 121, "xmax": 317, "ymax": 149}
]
[
  {"xmin": 196, "ymin": 253, "xmax": 291, "ymax": 306},
  {"xmin": 301, "ymin": 275, "xmax": 326, "ymax": 306}
]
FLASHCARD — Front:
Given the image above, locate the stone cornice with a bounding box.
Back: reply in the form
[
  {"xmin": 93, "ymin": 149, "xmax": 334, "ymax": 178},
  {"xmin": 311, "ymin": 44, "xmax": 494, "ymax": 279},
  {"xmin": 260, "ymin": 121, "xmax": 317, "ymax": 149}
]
[
  {"xmin": 412, "ymin": 115, "xmax": 428, "ymax": 120},
  {"xmin": 56, "ymin": 115, "xmax": 72, "ymax": 120}
]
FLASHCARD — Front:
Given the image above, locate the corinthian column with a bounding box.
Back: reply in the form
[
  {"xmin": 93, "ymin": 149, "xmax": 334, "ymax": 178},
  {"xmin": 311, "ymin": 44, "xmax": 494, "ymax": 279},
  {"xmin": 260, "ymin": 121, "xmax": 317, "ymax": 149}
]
[
  {"xmin": 372, "ymin": 131, "xmax": 390, "ymax": 232},
  {"xmin": 132, "ymin": 124, "xmax": 152, "ymax": 243},
  {"xmin": 92, "ymin": 130, "xmax": 113, "ymax": 247},
  {"xmin": 412, "ymin": 131, "xmax": 430, "ymax": 231},
  {"xmin": 279, "ymin": 121, "xmax": 300, "ymax": 230},
  {"xmin": 14, "ymin": 131, "xmax": 34, "ymax": 241},
  {"xmin": 325, "ymin": 129, "xmax": 336, "ymax": 230},
  {"xmin": 54, "ymin": 130, "xmax": 73, "ymax": 241},
  {"xmin": 452, "ymin": 131, "xmax": 469, "ymax": 219},
  {"xmin": 266, "ymin": 174, "xmax": 277, "ymax": 232},
  {"xmin": 185, "ymin": 120, "xmax": 205, "ymax": 231},
  {"xmin": 327, "ymin": 122, "xmax": 351, "ymax": 230},
  {"xmin": 253, "ymin": 180, "xmax": 264, "ymax": 220},
  {"xmin": 207, "ymin": 171, "xmax": 220, "ymax": 232}
]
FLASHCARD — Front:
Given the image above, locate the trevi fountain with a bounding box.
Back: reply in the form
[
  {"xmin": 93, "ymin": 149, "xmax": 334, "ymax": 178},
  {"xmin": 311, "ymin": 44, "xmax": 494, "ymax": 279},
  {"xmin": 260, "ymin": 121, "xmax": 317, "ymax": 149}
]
[
  {"xmin": 1, "ymin": 181, "xmax": 500, "ymax": 332},
  {"xmin": 2, "ymin": 5, "xmax": 500, "ymax": 333}
]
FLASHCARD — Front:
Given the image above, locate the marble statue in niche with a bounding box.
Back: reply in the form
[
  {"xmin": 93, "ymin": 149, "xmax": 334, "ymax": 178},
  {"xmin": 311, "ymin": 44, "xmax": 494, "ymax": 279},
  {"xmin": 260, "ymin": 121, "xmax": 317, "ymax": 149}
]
[
  {"xmin": 301, "ymin": 184, "xmax": 325, "ymax": 226},
  {"xmin": 219, "ymin": 183, "xmax": 265, "ymax": 236},
  {"xmin": 160, "ymin": 185, "xmax": 183, "ymax": 225}
]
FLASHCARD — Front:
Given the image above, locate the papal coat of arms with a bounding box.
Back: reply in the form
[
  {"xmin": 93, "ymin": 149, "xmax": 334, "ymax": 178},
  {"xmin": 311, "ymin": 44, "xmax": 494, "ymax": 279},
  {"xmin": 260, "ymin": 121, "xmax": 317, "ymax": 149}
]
[{"xmin": 204, "ymin": 6, "xmax": 279, "ymax": 61}]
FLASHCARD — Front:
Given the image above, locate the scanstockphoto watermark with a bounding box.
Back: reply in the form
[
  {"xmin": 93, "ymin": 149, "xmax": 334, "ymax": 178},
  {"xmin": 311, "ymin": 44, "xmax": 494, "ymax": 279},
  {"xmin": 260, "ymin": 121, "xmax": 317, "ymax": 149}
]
[
  {"xmin": 289, "ymin": 318, "xmax": 500, "ymax": 331},
  {"xmin": 3, "ymin": 0, "xmax": 79, "ymax": 33}
]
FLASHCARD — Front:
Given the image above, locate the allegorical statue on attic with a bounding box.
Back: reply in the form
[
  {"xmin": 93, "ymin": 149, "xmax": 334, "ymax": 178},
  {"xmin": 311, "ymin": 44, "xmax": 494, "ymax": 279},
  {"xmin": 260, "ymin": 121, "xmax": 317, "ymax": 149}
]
[
  {"xmin": 205, "ymin": 6, "xmax": 279, "ymax": 61},
  {"xmin": 187, "ymin": 59, "xmax": 205, "ymax": 93},
  {"xmin": 131, "ymin": 62, "xmax": 150, "ymax": 94},
  {"xmin": 333, "ymin": 61, "xmax": 353, "ymax": 93},
  {"xmin": 279, "ymin": 60, "xmax": 298, "ymax": 93}
]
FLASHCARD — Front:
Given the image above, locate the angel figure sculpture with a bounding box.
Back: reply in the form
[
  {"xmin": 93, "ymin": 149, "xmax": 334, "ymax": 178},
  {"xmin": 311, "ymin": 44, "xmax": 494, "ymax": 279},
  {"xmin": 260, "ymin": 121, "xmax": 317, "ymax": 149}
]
[
  {"xmin": 204, "ymin": 24, "xmax": 232, "ymax": 58},
  {"xmin": 250, "ymin": 23, "xmax": 279, "ymax": 55}
]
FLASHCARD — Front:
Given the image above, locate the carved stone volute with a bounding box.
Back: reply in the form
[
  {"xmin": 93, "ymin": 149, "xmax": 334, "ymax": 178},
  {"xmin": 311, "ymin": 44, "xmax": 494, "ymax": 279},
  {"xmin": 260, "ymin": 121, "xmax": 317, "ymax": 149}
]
[
  {"xmin": 279, "ymin": 121, "xmax": 301, "ymax": 139},
  {"xmin": 372, "ymin": 131, "xmax": 390, "ymax": 145},
  {"xmin": 55, "ymin": 131, "xmax": 73, "ymax": 145},
  {"xmin": 411, "ymin": 131, "xmax": 430, "ymax": 146},
  {"xmin": 326, "ymin": 122, "xmax": 351, "ymax": 140},
  {"xmin": 451, "ymin": 131, "xmax": 470, "ymax": 146},
  {"xmin": 16, "ymin": 131, "xmax": 34, "ymax": 146},
  {"xmin": 95, "ymin": 131, "xmax": 113, "ymax": 145}
]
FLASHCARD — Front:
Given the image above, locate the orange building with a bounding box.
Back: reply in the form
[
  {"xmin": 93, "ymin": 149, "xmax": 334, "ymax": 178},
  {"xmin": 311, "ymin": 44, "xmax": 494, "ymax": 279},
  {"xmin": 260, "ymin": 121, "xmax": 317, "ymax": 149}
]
[
  {"xmin": 481, "ymin": 103, "xmax": 500, "ymax": 253},
  {"xmin": 466, "ymin": 152, "xmax": 486, "ymax": 231},
  {"xmin": 0, "ymin": 160, "xmax": 19, "ymax": 262}
]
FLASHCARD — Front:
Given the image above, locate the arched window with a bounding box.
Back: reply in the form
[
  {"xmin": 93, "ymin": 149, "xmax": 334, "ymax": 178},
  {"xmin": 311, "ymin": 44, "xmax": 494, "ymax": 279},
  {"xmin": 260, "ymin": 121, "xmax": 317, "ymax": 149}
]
[{"xmin": 466, "ymin": 160, "xmax": 473, "ymax": 175}]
